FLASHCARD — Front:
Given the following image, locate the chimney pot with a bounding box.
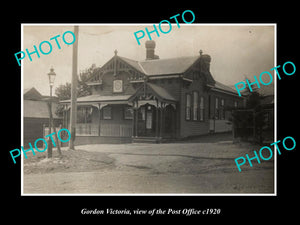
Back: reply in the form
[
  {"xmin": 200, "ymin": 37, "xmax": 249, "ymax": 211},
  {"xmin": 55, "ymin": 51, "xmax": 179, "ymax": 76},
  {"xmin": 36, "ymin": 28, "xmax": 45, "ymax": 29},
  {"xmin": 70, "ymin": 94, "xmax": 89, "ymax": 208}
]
[{"xmin": 145, "ymin": 40, "xmax": 158, "ymax": 60}]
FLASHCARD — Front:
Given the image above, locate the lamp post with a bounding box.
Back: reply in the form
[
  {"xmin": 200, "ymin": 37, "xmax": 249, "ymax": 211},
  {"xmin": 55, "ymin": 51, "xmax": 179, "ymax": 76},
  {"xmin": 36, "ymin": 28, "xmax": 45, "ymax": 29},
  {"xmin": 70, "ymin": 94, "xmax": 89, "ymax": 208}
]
[{"xmin": 47, "ymin": 67, "xmax": 56, "ymax": 158}]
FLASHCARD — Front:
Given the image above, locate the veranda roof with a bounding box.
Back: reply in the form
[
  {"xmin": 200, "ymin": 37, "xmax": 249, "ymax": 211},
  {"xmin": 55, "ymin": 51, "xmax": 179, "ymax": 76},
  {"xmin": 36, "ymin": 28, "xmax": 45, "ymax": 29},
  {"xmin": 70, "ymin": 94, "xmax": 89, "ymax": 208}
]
[{"xmin": 60, "ymin": 95, "xmax": 132, "ymax": 104}]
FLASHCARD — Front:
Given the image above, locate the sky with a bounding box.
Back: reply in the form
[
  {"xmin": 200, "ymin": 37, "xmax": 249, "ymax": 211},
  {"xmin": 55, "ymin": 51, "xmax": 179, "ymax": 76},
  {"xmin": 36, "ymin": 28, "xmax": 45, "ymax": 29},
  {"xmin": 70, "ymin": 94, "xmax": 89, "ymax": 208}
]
[{"xmin": 22, "ymin": 24, "xmax": 275, "ymax": 96}]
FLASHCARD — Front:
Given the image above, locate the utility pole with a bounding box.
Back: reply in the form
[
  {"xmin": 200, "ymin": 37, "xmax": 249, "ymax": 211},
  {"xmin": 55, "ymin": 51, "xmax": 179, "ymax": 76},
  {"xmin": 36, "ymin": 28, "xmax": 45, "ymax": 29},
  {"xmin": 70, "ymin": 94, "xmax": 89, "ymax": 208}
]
[{"xmin": 69, "ymin": 25, "xmax": 79, "ymax": 150}]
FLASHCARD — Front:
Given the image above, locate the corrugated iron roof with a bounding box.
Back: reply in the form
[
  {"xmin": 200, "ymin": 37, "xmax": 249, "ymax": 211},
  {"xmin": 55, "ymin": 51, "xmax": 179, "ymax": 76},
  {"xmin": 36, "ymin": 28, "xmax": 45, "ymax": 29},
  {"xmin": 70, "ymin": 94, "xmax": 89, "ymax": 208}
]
[
  {"xmin": 119, "ymin": 55, "xmax": 200, "ymax": 76},
  {"xmin": 213, "ymin": 81, "xmax": 238, "ymax": 94},
  {"xmin": 139, "ymin": 56, "xmax": 200, "ymax": 76}
]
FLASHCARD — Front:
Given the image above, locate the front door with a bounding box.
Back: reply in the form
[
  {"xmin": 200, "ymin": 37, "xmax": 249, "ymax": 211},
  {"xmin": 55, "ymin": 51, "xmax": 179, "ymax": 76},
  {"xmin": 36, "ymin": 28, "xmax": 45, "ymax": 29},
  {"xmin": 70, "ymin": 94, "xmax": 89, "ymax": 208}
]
[
  {"xmin": 137, "ymin": 104, "xmax": 156, "ymax": 137},
  {"xmin": 164, "ymin": 104, "xmax": 176, "ymax": 138}
]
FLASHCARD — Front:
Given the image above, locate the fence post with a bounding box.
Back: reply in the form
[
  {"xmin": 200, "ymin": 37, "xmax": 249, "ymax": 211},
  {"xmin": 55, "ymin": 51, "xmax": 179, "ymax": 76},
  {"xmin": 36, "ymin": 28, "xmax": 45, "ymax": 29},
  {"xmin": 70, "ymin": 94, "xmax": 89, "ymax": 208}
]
[{"xmin": 52, "ymin": 123, "xmax": 62, "ymax": 157}]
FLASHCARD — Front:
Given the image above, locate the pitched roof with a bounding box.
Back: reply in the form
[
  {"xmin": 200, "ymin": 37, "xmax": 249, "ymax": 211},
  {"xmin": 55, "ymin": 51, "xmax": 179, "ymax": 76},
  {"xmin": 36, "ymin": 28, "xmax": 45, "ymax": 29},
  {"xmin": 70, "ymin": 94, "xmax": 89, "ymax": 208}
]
[
  {"xmin": 88, "ymin": 53, "xmax": 239, "ymax": 97},
  {"xmin": 139, "ymin": 56, "xmax": 200, "ymax": 76},
  {"xmin": 119, "ymin": 55, "xmax": 200, "ymax": 76}
]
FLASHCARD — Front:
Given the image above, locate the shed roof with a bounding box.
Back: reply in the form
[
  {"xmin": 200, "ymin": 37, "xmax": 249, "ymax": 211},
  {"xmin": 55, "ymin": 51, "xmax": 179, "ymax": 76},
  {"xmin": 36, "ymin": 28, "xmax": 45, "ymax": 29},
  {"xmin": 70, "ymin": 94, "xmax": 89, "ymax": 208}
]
[{"xmin": 24, "ymin": 100, "xmax": 60, "ymax": 119}]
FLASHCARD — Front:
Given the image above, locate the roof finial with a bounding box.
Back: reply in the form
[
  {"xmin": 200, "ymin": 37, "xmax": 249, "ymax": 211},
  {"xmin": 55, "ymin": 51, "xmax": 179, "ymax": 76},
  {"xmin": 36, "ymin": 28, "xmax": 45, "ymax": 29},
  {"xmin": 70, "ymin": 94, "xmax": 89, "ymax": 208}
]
[
  {"xmin": 114, "ymin": 49, "xmax": 118, "ymax": 56},
  {"xmin": 199, "ymin": 49, "xmax": 203, "ymax": 56}
]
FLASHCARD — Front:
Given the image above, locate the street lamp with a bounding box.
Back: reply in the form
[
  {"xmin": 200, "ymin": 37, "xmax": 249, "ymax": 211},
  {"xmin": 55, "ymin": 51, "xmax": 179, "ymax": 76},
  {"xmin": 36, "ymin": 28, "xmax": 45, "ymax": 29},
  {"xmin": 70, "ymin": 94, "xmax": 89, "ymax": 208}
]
[{"xmin": 47, "ymin": 67, "xmax": 56, "ymax": 158}]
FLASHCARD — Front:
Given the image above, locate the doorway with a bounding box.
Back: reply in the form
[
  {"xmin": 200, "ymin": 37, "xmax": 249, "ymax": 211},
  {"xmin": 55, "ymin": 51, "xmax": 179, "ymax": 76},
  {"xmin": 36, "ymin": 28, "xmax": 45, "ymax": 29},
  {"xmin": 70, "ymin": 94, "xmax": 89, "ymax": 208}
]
[{"xmin": 137, "ymin": 104, "xmax": 157, "ymax": 137}]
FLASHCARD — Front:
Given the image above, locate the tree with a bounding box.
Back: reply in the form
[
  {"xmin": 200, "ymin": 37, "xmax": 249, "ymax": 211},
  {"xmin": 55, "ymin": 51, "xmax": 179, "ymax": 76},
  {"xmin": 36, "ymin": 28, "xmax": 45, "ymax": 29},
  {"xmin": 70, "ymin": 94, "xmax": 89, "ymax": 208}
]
[
  {"xmin": 55, "ymin": 64, "xmax": 98, "ymax": 117},
  {"xmin": 55, "ymin": 82, "xmax": 72, "ymax": 100}
]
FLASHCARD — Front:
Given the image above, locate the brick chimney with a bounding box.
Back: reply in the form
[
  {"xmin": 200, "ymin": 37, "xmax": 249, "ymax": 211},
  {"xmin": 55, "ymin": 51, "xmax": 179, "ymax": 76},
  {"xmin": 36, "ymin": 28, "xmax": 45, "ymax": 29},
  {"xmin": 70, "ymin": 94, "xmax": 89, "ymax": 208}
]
[{"xmin": 145, "ymin": 40, "xmax": 159, "ymax": 60}]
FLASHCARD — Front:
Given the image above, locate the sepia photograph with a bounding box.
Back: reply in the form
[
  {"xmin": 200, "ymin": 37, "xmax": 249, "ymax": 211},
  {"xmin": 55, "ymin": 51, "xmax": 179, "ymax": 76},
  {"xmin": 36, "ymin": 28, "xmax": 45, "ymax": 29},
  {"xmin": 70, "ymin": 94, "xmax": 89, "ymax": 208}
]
[{"xmin": 22, "ymin": 24, "xmax": 275, "ymax": 195}]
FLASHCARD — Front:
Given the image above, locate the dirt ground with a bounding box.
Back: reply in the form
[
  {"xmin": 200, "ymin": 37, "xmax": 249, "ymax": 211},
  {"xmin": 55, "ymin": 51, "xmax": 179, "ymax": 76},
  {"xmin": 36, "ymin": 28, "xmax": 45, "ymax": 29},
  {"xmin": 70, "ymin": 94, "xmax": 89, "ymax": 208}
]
[{"xmin": 23, "ymin": 133, "xmax": 274, "ymax": 194}]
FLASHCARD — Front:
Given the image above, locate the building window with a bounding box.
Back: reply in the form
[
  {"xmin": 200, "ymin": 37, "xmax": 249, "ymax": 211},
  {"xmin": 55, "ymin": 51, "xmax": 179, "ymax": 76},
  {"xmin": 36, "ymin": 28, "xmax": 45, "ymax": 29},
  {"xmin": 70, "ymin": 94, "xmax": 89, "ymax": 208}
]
[
  {"xmin": 77, "ymin": 106, "xmax": 92, "ymax": 123},
  {"xmin": 193, "ymin": 91, "xmax": 198, "ymax": 121},
  {"xmin": 200, "ymin": 96, "xmax": 204, "ymax": 121},
  {"xmin": 124, "ymin": 106, "xmax": 133, "ymax": 120},
  {"xmin": 102, "ymin": 106, "xmax": 112, "ymax": 120},
  {"xmin": 234, "ymin": 101, "xmax": 238, "ymax": 108},
  {"xmin": 215, "ymin": 97, "xmax": 219, "ymax": 119},
  {"xmin": 186, "ymin": 94, "xmax": 191, "ymax": 120}
]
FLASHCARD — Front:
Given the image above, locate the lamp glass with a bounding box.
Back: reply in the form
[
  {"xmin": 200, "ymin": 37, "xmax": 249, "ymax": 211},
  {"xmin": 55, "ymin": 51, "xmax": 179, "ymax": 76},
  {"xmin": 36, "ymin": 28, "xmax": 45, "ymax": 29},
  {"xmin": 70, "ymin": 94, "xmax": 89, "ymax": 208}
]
[{"xmin": 48, "ymin": 68, "xmax": 56, "ymax": 86}]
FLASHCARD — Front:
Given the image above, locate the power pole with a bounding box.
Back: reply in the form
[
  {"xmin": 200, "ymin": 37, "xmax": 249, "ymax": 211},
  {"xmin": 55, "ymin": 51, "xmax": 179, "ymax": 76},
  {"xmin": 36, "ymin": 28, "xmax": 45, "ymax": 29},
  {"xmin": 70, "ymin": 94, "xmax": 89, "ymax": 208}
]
[{"xmin": 69, "ymin": 25, "xmax": 79, "ymax": 150}]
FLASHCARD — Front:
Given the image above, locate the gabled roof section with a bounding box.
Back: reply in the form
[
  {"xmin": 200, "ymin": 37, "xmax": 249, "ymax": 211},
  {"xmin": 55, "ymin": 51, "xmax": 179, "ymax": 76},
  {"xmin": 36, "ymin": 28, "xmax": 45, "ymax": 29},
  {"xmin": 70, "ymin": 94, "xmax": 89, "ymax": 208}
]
[
  {"xmin": 128, "ymin": 82, "xmax": 177, "ymax": 103},
  {"xmin": 86, "ymin": 55, "xmax": 146, "ymax": 83},
  {"xmin": 118, "ymin": 56, "xmax": 145, "ymax": 74},
  {"xmin": 88, "ymin": 54, "xmax": 201, "ymax": 80},
  {"xmin": 87, "ymin": 52, "xmax": 212, "ymax": 83},
  {"xmin": 147, "ymin": 83, "xmax": 177, "ymax": 102}
]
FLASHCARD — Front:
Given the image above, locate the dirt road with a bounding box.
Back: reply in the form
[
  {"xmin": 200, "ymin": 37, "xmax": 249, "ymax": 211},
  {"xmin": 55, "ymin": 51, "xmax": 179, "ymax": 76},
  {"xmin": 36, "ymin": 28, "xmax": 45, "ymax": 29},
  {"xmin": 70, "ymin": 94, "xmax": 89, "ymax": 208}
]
[{"xmin": 23, "ymin": 134, "xmax": 274, "ymax": 194}]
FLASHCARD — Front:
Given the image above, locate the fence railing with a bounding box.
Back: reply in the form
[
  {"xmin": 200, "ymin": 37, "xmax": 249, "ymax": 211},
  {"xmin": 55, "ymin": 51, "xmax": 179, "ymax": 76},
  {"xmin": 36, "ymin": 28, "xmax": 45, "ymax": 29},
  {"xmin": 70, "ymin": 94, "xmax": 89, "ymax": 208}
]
[
  {"xmin": 74, "ymin": 123, "xmax": 132, "ymax": 137},
  {"xmin": 76, "ymin": 123, "xmax": 99, "ymax": 136}
]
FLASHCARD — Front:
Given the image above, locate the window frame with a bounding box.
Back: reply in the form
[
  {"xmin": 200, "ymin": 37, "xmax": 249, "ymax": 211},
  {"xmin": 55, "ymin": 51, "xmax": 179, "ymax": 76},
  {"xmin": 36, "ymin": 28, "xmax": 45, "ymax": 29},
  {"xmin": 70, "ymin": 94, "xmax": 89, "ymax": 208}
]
[
  {"xmin": 102, "ymin": 105, "xmax": 112, "ymax": 120},
  {"xmin": 77, "ymin": 106, "xmax": 92, "ymax": 124},
  {"xmin": 192, "ymin": 91, "xmax": 199, "ymax": 121},
  {"xmin": 215, "ymin": 97, "xmax": 219, "ymax": 120},
  {"xmin": 124, "ymin": 106, "xmax": 133, "ymax": 120},
  {"xmin": 185, "ymin": 93, "xmax": 192, "ymax": 121},
  {"xmin": 199, "ymin": 96, "xmax": 205, "ymax": 122}
]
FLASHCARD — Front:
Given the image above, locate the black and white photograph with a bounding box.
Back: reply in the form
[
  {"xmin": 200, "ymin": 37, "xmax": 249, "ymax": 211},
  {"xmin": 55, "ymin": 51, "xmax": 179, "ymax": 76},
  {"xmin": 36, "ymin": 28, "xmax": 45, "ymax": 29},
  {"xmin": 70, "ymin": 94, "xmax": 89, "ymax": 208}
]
[
  {"xmin": 4, "ymin": 4, "xmax": 298, "ymax": 221},
  {"xmin": 22, "ymin": 24, "xmax": 275, "ymax": 195}
]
